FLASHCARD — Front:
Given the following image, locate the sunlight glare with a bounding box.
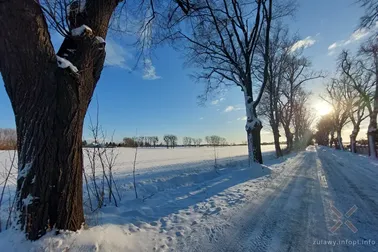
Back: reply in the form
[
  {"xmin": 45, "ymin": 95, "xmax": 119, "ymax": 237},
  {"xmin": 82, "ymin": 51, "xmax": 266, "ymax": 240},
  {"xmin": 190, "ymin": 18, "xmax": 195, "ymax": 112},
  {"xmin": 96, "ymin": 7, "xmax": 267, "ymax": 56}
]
[{"xmin": 315, "ymin": 101, "xmax": 332, "ymax": 116}]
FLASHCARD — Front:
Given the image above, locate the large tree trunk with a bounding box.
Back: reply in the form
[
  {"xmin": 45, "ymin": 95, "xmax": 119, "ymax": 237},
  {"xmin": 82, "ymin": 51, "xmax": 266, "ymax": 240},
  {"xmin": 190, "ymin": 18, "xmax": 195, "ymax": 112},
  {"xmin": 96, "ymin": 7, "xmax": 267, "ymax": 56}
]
[
  {"xmin": 370, "ymin": 50, "xmax": 378, "ymax": 158},
  {"xmin": 336, "ymin": 129, "xmax": 344, "ymax": 150},
  {"xmin": 246, "ymin": 125, "xmax": 263, "ymax": 164},
  {"xmin": 245, "ymin": 95, "xmax": 263, "ymax": 164},
  {"xmin": 368, "ymin": 114, "xmax": 377, "ymax": 158},
  {"xmin": 330, "ymin": 130, "xmax": 335, "ymax": 148},
  {"xmin": 15, "ymin": 90, "xmax": 86, "ymax": 239},
  {"xmin": 271, "ymin": 124, "xmax": 283, "ymax": 157},
  {"xmin": 350, "ymin": 134, "xmax": 357, "ymax": 153},
  {"xmin": 283, "ymin": 125, "xmax": 293, "ymax": 152},
  {"xmin": 0, "ymin": 0, "xmax": 119, "ymax": 240},
  {"xmin": 350, "ymin": 127, "xmax": 359, "ymax": 153}
]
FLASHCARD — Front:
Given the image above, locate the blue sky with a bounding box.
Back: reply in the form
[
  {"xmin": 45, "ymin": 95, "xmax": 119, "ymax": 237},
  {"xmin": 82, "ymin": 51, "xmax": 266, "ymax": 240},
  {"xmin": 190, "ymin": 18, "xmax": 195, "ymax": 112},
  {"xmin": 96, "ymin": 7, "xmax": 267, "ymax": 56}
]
[{"xmin": 0, "ymin": 0, "xmax": 371, "ymax": 143}]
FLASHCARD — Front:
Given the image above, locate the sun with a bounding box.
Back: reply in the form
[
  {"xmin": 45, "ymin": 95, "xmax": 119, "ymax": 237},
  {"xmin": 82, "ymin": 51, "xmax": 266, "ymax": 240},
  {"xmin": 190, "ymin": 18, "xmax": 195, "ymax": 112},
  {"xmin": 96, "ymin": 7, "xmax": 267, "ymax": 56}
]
[{"xmin": 315, "ymin": 101, "xmax": 332, "ymax": 116}]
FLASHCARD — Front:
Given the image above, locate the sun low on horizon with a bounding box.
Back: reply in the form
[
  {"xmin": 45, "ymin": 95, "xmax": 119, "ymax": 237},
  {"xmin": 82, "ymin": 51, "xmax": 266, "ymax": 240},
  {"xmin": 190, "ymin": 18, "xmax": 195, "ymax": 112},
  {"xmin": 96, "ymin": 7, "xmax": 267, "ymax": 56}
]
[{"xmin": 314, "ymin": 101, "xmax": 332, "ymax": 116}]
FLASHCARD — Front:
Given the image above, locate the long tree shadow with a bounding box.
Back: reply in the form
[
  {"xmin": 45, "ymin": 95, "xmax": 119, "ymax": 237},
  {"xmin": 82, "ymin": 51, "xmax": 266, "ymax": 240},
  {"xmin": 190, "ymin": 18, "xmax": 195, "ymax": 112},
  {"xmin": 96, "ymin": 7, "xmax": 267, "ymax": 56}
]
[{"xmin": 86, "ymin": 151, "xmax": 288, "ymax": 228}]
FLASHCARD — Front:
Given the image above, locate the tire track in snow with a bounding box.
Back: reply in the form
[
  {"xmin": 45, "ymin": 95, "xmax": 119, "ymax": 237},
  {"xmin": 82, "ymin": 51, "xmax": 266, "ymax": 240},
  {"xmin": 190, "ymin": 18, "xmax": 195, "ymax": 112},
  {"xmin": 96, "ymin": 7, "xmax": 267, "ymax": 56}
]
[
  {"xmin": 177, "ymin": 147, "xmax": 378, "ymax": 252},
  {"xmin": 212, "ymin": 150, "xmax": 319, "ymax": 252},
  {"xmin": 317, "ymin": 148, "xmax": 378, "ymax": 252},
  {"xmin": 175, "ymin": 152, "xmax": 303, "ymax": 252}
]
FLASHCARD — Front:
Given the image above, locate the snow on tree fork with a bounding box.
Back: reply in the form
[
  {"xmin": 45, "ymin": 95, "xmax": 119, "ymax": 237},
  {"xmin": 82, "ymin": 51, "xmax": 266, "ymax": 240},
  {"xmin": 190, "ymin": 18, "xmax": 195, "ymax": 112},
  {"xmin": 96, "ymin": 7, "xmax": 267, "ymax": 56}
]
[{"xmin": 71, "ymin": 25, "xmax": 93, "ymax": 37}]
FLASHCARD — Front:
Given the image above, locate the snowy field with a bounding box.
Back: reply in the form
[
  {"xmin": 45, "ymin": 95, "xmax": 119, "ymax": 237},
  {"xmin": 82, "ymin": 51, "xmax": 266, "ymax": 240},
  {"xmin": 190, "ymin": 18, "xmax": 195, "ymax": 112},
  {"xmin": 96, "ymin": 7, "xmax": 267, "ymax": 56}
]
[{"xmin": 0, "ymin": 145, "xmax": 378, "ymax": 251}]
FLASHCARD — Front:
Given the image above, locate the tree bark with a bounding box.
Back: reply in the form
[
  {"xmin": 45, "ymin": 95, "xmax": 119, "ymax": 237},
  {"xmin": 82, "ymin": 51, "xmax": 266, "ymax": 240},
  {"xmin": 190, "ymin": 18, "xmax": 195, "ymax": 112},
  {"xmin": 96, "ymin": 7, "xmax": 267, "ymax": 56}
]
[
  {"xmin": 368, "ymin": 114, "xmax": 378, "ymax": 158},
  {"xmin": 247, "ymin": 125, "xmax": 263, "ymax": 165},
  {"xmin": 336, "ymin": 129, "xmax": 344, "ymax": 150},
  {"xmin": 350, "ymin": 127, "xmax": 359, "ymax": 153},
  {"xmin": 350, "ymin": 135, "xmax": 357, "ymax": 153},
  {"xmin": 369, "ymin": 47, "xmax": 378, "ymax": 158},
  {"xmin": 283, "ymin": 125, "xmax": 293, "ymax": 152},
  {"xmin": 245, "ymin": 94, "xmax": 263, "ymax": 164},
  {"xmin": 15, "ymin": 94, "xmax": 86, "ymax": 239},
  {"xmin": 271, "ymin": 124, "xmax": 283, "ymax": 157},
  {"xmin": 0, "ymin": 0, "xmax": 119, "ymax": 240},
  {"xmin": 330, "ymin": 131, "xmax": 335, "ymax": 148}
]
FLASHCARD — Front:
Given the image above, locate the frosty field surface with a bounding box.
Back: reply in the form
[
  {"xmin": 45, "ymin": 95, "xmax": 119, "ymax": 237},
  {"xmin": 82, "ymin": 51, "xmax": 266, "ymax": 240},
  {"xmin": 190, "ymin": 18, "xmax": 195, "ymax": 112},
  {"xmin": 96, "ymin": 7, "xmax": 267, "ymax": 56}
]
[{"xmin": 1, "ymin": 145, "xmax": 377, "ymax": 252}]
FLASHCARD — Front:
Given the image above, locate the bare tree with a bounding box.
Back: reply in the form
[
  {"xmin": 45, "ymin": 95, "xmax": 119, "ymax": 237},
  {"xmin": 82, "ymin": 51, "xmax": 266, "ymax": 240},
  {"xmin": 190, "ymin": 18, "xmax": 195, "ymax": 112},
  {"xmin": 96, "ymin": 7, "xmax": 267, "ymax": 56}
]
[
  {"xmin": 257, "ymin": 24, "xmax": 293, "ymax": 157},
  {"xmin": 315, "ymin": 114, "xmax": 333, "ymax": 146},
  {"xmin": 169, "ymin": 135, "xmax": 178, "ymax": 148},
  {"xmin": 152, "ymin": 136, "xmax": 159, "ymax": 148},
  {"xmin": 0, "ymin": 150, "xmax": 17, "ymax": 232},
  {"xmin": 340, "ymin": 49, "xmax": 377, "ymax": 156},
  {"xmin": 123, "ymin": 137, "xmax": 138, "ymax": 147},
  {"xmin": 292, "ymin": 88, "xmax": 314, "ymax": 149},
  {"xmin": 221, "ymin": 137, "xmax": 228, "ymax": 146},
  {"xmin": 204, "ymin": 135, "xmax": 227, "ymax": 146},
  {"xmin": 0, "ymin": 0, "xmax": 191, "ymax": 240},
  {"xmin": 340, "ymin": 70, "xmax": 369, "ymax": 153},
  {"xmin": 321, "ymin": 78, "xmax": 350, "ymax": 150},
  {"xmin": 164, "ymin": 135, "xmax": 170, "ymax": 149},
  {"xmin": 197, "ymin": 138, "xmax": 202, "ymax": 147},
  {"xmin": 205, "ymin": 136, "xmax": 211, "ymax": 146},
  {"xmin": 0, "ymin": 129, "xmax": 17, "ymax": 150},
  {"xmin": 0, "ymin": 1, "xmax": 115, "ymax": 238},
  {"xmin": 164, "ymin": 0, "xmax": 276, "ymax": 164},
  {"xmin": 188, "ymin": 137, "xmax": 193, "ymax": 146},
  {"xmin": 83, "ymin": 103, "xmax": 120, "ymax": 213},
  {"xmin": 132, "ymin": 140, "xmax": 138, "ymax": 199},
  {"xmin": 279, "ymin": 52, "xmax": 323, "ymax": 151},
  {"xmin": 358, "ymin": 0, "xmax": 378, "ymax": 29},
  {"xmin": 163, "ymin": 134, "xmax": 177, "ymax": 148},
  {"xmin": 183, "ymin": 137, "xmax": 189, "ymax": 147}
]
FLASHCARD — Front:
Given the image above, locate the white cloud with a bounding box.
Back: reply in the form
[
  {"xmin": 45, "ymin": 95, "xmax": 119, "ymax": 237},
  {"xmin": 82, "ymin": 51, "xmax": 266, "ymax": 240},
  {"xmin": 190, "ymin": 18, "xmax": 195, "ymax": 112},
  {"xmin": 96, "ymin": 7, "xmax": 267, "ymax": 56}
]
[
  {"xmin": 350, "ymin": 28, "xmax": 370, "ymax": 41},
  {"xmin": 328, "ymin": 42, "xmax": 338, "ymax": 50},
  {"xmin": 290, "ymin": 36, "xmax": 316, "ymax": 52},
  {"xmin": 211, "ymin": 97, "xmax": 225, "ymax": 105},
  {"xmin": 199, "ymin": 117, "xmax": 204, "ymax": 120},
  {"xmin": 105, "ymin": 40, "xmax": 129, "ymax": 70},
  {"xmin": 143, "ymin": 59, "xmax": 161, "ymax": 80},
  {"xmin": 224, "ymin": 106, "xmax": 235, "ymax": 112},
  {"xmin": 224, "ymin": 106, "xmax": 242, "ymax": 112},
  {"xmin": 327, "ymin": 27, "xmax": 373, "ymax": 54},
  {"xmin": 237, "ymin": 116, "xmax": 247, "ymax": 121}
]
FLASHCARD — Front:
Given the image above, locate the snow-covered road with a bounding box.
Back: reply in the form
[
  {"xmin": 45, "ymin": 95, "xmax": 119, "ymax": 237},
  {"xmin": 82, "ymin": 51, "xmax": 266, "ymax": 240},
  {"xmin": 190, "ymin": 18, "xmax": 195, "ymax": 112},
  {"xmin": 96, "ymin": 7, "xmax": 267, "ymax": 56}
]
[{"xmin": 180, "ymin": 146, "xmax": 378, "ymax": 252}]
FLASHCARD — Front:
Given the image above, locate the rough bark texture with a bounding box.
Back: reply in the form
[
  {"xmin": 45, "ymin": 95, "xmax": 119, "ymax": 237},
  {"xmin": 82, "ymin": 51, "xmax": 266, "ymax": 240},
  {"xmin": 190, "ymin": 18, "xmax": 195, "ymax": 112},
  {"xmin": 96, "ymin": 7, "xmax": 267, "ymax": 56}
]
[
  {"xmin": 246, "ymin": 125, "xmax": 263, "ymax": 165},
  {"xmin": 282, "ymin": 125, "xmax": 293, "ymax": 151},
  {"xmin": 350, "ymin": 127, "xmax": 359, "ymax": 153},
  {"xmin": 369, "ymin": 59, "xmax": 378, "ymax": 157},
  {"xmin": 368, "ymin": 114, "xmax": 378, "ymax": 158},
  {"xmin": 272, "ymin": 127, "xmax": 282, "ymax": 157},
  {"xmin": 0, "ymin": 0, "xmax": 119, "ymax": 240},
  {"xmin": 336, "ymin": 129, "xmax": 344, "ymax": 150},
  {"xmin": 245, "ymin": 93, "xmax": 264, "ymax": 164}
]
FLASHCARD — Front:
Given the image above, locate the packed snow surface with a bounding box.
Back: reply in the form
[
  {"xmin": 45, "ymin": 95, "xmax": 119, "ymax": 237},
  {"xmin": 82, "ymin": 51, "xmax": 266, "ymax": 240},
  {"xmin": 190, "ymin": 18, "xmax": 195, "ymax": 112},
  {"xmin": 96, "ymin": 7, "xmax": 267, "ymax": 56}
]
[{"xmin": 1, "ymin": 145, "xmax": 378, "ymax": 251}]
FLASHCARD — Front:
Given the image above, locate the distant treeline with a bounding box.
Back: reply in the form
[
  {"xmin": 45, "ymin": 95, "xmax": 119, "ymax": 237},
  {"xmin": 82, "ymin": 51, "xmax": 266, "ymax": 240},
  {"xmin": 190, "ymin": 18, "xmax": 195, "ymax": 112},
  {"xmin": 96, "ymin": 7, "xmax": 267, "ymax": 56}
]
[
  {"xmin": 0, "ymin": 128, "xmax": 17, "ymax": 150},
  {"xmin": 82, "ymin": 135, "xmax": 239, "ymax": 148}
]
